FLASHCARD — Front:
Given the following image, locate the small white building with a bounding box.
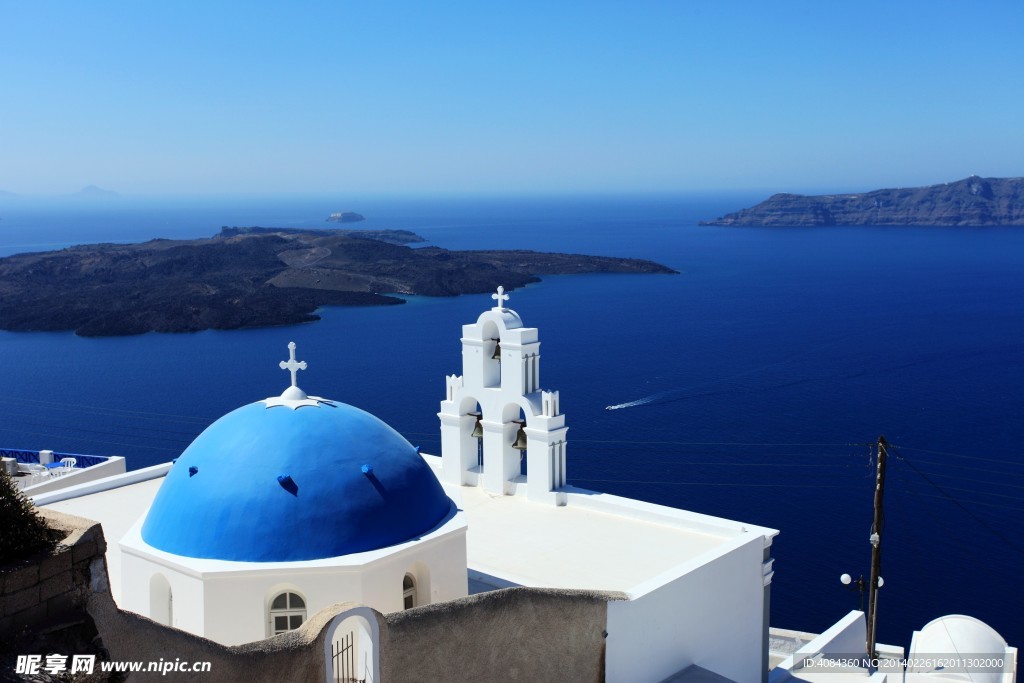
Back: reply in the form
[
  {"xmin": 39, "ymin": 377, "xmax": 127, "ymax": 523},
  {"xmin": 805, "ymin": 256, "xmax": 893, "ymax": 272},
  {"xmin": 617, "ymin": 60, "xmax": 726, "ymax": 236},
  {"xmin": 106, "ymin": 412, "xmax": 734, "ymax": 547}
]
[
  {"xmin": 118, "ymin": 343, "xmax": 468, "ymax": 645},
  {"xmin": 42, "ymin": 287, "xmax": 783, "ymax": 681}
]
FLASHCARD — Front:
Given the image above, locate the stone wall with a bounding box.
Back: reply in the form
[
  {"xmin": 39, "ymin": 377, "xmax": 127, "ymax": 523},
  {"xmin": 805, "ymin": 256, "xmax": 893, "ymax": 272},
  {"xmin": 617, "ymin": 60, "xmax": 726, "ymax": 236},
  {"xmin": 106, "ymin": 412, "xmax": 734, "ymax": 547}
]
[
  {"xmin": 381, "ymin": 587, "xmax": 622, "ymax": 683},
  {"xmin": 2, "ymin": 510, "xmax": 626, "ymax": 682},
  {"xmin": 0, "ymin": 509, "xmax": 105, "ymax": 640}
]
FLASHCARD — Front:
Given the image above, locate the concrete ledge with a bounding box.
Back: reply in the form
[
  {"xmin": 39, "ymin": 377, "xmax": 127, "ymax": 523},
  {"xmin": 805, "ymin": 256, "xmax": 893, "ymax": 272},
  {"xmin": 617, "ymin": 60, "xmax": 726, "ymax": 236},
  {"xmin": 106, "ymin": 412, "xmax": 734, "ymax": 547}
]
[
  {"xmin": 22, "ymin": 456, "xmax": 126, "ymax": 497},
  {"xmin": 32, "ymin": 462, "xmax": 171, "ymax": 507}
]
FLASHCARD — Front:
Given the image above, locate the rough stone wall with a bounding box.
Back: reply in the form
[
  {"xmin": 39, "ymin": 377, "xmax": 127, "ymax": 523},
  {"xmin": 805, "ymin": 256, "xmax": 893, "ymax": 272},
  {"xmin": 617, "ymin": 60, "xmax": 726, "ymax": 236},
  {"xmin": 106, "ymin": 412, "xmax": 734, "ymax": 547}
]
[
  {"xmin": 0, "ymin": 508, "xmax": 105, "ymax": 640},
  {"xmin": 381, "ymin": 587, "xmax": 625, "ymax": 683},
  {"xmin": 2, "ymin": 509, "xmax": 354, "ymax": 682},
  {"xmin": 3, "ymin": 510, "xmax": 627, "ymax": 682},
  {"xmin": 86, "ymin": 587, "xmax": 360, "ymax": 682}
]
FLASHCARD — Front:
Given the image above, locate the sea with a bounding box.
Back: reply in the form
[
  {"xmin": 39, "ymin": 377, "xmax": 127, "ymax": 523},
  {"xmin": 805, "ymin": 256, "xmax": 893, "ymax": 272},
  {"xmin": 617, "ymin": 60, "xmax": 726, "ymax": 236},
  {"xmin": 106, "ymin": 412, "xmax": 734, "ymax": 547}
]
[{"xmin": 0, "ymin": 194, "xmax": 1021, "ymax": 650}]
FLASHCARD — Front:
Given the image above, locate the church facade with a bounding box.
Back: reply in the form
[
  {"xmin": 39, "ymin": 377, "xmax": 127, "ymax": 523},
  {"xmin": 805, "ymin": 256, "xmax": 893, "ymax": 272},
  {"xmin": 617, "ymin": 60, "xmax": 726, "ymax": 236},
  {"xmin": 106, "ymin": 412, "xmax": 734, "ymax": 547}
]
[
  {"xmin": 118, "ymin": 343, "xmax": 468, "ymax": 645},
  {"xmin": 41, "ymin": 288, "xmax": 782, "ymax": 682}
]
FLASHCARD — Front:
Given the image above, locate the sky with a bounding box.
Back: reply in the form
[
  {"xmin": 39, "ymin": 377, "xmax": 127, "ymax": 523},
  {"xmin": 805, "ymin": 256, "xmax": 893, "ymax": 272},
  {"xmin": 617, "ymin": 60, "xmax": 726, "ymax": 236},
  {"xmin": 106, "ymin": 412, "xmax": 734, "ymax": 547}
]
[{"xmin": 1, "ymin": 1, "xmax": 1023, "ymax": 196}]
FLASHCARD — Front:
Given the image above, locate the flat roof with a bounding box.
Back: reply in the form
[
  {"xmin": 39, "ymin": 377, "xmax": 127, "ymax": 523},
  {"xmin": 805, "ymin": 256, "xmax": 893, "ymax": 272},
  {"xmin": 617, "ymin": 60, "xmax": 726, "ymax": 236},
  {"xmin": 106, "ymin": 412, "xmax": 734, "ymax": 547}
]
[
  {"xmin": 41, "ymin": 456, "xmax": 776, "ymax": 604},
  {"xmin": 459, "ymin": 484, "xmax": 731, "ymax": 593},
  {"xmin": 422, "ymin": 458, "xmax": 775, "ymax": 595},
  {"xmin": 44, "ymin": 477, "xmax": 163, "ymax": 603}
]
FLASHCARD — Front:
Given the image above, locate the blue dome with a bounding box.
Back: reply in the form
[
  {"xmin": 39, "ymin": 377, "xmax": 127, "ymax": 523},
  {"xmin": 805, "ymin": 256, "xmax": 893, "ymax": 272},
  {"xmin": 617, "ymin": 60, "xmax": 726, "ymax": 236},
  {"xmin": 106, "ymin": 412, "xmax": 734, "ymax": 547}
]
[{"xmin": 141, "ymin": 400, "xmax": 453, "ymax": 562}]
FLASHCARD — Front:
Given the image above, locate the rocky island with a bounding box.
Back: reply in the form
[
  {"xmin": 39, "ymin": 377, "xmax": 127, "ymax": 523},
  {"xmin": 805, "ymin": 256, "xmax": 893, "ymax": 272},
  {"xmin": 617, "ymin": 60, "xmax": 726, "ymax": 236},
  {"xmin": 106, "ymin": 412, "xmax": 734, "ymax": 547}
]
[
  {"xmin": 326, "ymin": 211, "xmax": 365, "ymax": 223},
  {"xmin": 701, "ymin": 176, "xmax": 1024, "ymax": 226},
  {"xmin": 0, "ymin": 227, "xmax": 676, "ymax": 336}
]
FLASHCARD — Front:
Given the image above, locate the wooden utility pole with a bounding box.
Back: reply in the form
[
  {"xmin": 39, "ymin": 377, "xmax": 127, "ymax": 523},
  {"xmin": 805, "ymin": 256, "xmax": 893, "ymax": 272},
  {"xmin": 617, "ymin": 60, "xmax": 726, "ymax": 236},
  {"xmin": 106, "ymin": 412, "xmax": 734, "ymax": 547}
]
[{"xmin": 866, "ymin": 435, "xmax": 888, "ymax": 660}]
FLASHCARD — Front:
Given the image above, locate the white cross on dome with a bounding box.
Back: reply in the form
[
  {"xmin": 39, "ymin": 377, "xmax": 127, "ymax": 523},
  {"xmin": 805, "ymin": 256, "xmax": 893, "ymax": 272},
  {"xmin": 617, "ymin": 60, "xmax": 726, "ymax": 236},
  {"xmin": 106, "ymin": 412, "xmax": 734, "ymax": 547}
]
[{"xmin": 280, "ymin": 341, "xmax": 307, "ymax": 389}]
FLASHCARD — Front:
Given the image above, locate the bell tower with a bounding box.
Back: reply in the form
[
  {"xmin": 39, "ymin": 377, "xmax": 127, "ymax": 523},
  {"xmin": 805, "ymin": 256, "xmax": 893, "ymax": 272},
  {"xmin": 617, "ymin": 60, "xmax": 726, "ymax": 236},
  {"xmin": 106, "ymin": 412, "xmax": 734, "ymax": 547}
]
[{"xmin": 439, "ymin": 287, "xmax": 568, "ymax": 505}]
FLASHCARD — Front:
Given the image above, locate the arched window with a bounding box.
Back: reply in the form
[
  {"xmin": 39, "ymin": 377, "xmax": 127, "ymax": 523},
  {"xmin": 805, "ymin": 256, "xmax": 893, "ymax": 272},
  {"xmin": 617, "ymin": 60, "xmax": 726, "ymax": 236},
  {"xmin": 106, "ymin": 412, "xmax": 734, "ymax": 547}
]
[
  {"xmin": 269, "ymin": 591, "xmax": 306, "ymax": 636},
  {"xmin": 149, "ymin": 573, "xmax": 173, "ymax": 627},
  {"xmin": 402, "ymin": 574, "xmax": 417, "ymax": 610}
]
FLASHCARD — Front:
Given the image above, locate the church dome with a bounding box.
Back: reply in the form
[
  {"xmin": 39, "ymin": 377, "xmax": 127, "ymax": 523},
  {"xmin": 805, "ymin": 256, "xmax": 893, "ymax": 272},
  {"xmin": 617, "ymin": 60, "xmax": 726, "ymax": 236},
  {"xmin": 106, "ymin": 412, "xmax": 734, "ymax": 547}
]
[{"xmin": 141, "ymin": 392, "xmax": 453, "ymax": 562}]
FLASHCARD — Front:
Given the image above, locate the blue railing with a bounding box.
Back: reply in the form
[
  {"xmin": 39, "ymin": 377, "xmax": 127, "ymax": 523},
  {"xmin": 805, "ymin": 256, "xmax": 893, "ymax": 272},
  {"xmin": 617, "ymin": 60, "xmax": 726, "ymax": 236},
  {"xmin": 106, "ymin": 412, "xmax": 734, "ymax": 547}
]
[{"xmin": 0, "ymin": 448, "xmax": 109, "ymax": 469}]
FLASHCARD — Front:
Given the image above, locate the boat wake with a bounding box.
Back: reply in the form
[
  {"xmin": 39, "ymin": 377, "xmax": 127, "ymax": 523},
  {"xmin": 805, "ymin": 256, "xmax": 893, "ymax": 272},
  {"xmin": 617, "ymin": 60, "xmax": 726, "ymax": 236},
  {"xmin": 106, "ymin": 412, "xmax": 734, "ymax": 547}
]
[
  {"xmin": 603, "ymin": 335, "xmax": 857, "ymax": 411},
  {"xmin": 604, "ymin": 385, "xmax": 728, "ymax": 410},
  {"xmin": 606, "ymin": 391, "xmax": 672, "ymax": 410}
]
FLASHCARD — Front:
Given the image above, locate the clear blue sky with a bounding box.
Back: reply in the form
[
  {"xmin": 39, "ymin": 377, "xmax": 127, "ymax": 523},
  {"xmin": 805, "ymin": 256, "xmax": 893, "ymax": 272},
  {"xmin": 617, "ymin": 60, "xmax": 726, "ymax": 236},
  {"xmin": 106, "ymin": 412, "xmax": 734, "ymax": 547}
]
[{"xmin": 2, "ymin": 2, "xmax": 1022, "ymax": 196}]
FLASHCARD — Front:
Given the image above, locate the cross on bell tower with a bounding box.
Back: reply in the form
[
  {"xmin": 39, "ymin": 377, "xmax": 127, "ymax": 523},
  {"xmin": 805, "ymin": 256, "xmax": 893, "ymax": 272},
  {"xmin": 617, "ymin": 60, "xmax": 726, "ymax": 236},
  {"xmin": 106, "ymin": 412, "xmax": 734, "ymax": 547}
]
[{"xmin": 491, "ymin": 285, "xmax": 510, "ymax": 310}]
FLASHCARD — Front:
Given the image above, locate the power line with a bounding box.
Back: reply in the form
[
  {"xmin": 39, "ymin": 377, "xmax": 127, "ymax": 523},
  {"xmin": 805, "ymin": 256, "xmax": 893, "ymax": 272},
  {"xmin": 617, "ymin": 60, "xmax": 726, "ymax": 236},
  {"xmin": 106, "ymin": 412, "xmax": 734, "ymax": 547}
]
[
  {"xmin": 896, "ymin": 454, "xmax": 1024, "ymax": 557},
  {"xmin": 909, "ymin": 481, "xmax": 1024, "ymax": 502},
  {"xmin": 569, "ymin": 478, "xmax": 849, "ymax": 488},
  {"xmin": 573, "ymin": 439, "xmax": 872, "ymax": 448},
  {"xmin": 896, "ymin": 457, "xmax": 1024, "ymax": 478},
  {"xmin": 892, "ymin": 444, "xmax": 1024, "ymax": 468},
  {"xmin": 399, "ymin": 431, "xmax": 870, "ymax": 449},
  {"xmin": 895, "ymin": 490, "xmax": 1024, "ymax": 514},
  {"xmin": 0, "ymin": 427, "xmax": 183, "ymax": 454},
  {"xmin": 904, "ymin": 469, "xmax": 1024, "ymax": 491},
  {"xmin": 0, "ymin": 414, "xmax": 199, "ymax": 444},
  {"xmin": 595, "ymin": 460, "xmax": 860, "ymax": 468},
  {"xmin": 892, "ymin": 465, "xmax": 1023, "ymax": 598},
  {"xmin": 0, "ymin": 395, "xmax": 212, "ymax": 425}
]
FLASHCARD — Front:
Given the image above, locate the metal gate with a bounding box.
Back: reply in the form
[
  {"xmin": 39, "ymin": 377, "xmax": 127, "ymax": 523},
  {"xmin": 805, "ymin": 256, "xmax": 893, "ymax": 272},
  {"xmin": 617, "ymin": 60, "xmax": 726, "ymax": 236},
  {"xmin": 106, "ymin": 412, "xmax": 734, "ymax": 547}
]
[{"xmin": 332, "ymin": 631, "xmax": 359, "ymax": 683}]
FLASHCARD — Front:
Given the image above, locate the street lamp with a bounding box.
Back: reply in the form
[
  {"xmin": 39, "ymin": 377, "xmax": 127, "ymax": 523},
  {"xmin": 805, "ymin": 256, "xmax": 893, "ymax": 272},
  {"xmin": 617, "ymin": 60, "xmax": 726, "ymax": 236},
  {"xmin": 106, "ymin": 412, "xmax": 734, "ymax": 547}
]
[{"xmin": 840, "ymin": 573, "xmax": 883, "ymax": 614}]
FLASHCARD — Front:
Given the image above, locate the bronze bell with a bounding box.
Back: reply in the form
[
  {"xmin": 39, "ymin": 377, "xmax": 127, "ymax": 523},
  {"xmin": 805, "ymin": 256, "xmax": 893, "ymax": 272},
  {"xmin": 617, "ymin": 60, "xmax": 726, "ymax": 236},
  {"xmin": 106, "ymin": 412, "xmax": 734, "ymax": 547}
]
[
  {"xmin": 512, "ymin": 424, "xmax": 528, "ymax": 451},
  {"xmin": 470, "ymin": 414, "xmax": 484, "ymax": 438},
  {"xmin": 491, "ymin": 338, "xmax": 501, "ymax": 360}
]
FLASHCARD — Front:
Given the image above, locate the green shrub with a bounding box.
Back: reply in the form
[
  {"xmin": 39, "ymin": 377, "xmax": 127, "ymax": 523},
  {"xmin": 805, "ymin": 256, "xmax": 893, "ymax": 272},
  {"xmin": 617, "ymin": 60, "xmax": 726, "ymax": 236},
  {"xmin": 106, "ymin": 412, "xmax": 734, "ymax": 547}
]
[{"xmin": 0, "ymin": 470, "xmax": 58, "ymax": 565}]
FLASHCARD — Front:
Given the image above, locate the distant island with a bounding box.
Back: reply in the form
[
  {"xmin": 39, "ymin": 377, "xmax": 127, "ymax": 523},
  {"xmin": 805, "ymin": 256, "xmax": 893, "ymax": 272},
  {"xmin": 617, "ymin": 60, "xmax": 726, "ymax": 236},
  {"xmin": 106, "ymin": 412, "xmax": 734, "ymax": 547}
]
[
  {"xmin": 701, "ymin": 176, "xmax": 1024, "ymax": 226},
  {"xmin": 327, "ymin": 211, "xmax": 365, "ymax": 223},
  {"xmin": 219, "ymin": 225, "xmax": 422, "ymax": 244},
  {"xmin": 0, "ymin": 227, "xmax": 676, "ymax": 337},
  {"xmin": 74, "ymin": 184, "xmax": 120, "ymax": 200},
  {"xmin": 0, "ymin": 185, "xmax": 120, "ymax": 201}
]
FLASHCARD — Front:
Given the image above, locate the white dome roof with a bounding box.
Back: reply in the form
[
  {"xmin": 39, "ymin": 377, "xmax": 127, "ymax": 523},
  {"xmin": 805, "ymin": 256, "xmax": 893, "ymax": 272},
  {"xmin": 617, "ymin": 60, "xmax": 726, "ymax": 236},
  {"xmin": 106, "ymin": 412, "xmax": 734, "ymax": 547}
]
[{"xmin": 907, "ymin": 615, "xmax": 1012, "ymax": 683}]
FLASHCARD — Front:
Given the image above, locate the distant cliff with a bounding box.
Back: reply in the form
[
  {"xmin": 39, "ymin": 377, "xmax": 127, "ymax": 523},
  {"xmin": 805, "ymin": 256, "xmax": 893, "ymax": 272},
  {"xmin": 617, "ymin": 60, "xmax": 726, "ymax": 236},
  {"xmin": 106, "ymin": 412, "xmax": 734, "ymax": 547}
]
[
  {"xmin": 0, "ymin": 228, "xmax": 676, "ymax": 336},
  {"xmin": 326, "ymin": 211, "xmax": 365, "ymax": 223},
  {"xmin": 701, "ymin": 176, "xmax": 1024, "ymax": 226}
]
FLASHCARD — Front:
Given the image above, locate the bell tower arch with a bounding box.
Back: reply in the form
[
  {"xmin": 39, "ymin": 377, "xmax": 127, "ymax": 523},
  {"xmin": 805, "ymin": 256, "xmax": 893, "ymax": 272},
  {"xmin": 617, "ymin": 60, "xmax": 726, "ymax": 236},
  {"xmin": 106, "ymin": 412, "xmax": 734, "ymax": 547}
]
[{"xmin": 439, "ymin": 287, "xmax": 568, "ymax": 504}]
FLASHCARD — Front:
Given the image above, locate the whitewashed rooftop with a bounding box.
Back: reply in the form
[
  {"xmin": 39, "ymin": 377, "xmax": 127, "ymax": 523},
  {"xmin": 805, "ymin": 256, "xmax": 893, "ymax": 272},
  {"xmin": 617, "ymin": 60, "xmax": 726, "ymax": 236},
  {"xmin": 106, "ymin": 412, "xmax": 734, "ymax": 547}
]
[
  {"xmin": 39, "ymin": 470, "xmax": 165, "ymax": 603},
  {"xmin": 38, "ymin": 455, "xmax": 776, "ymax": 605},
  {"xmin": 422, "ymin": 456, "xmax": 776, "ymax": 595}
]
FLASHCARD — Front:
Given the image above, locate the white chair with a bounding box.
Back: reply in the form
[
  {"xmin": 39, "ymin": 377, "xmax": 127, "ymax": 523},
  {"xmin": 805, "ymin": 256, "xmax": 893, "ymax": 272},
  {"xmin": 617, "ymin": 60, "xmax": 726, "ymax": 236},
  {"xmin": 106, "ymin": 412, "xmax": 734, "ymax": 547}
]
[
  {"xmin": 59, "ymin": 458, "xmax": 77, "ymax": 476},
  {"xmin": 28, "ymin": 464, "xmax": 48, "ymax": 484}
]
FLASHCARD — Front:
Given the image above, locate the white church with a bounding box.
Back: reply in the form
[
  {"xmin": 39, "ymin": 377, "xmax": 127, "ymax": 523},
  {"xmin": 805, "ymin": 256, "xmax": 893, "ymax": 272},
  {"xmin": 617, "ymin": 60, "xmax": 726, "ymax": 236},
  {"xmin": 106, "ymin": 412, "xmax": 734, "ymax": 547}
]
[{"xmin": 32, "ymin": 287, "xmax": 1016, "ymax": 683}]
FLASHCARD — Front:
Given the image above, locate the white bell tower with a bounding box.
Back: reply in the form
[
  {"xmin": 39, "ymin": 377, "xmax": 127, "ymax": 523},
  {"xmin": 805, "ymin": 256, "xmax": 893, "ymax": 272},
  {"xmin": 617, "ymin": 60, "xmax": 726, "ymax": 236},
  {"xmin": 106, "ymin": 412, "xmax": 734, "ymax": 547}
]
[{"xmin": 438, "ymin": 287, "xmax": 568, "ymax": 505}]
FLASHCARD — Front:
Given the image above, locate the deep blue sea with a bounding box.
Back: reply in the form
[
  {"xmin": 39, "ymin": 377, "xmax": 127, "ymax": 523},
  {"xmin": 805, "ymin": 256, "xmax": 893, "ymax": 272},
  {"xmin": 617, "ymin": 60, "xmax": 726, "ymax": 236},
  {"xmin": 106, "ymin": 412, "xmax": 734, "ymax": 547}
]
[{"xmin": 1, "ymin": 195, "xmax": 1021, "ymax": 650}]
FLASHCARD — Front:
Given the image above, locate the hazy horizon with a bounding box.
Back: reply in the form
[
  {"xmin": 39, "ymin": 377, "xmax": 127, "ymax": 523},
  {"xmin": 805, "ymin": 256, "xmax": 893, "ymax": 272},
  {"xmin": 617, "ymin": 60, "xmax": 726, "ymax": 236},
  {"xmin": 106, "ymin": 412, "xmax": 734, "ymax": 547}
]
[{"xmin": 2, "ymin": 175, "xmax": 1019, "ymax": 204}]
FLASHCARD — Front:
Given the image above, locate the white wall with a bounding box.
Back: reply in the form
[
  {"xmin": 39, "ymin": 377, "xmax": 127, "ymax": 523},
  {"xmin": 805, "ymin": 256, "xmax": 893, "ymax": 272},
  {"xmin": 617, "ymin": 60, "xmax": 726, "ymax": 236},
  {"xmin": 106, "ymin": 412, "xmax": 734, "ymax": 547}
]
[
  {"xmin": 201, "ymin": 528, "xmax": 466, "ymax": 645},
  {"xmin": 121, "ymin": 552, "xmax": 206, "ymax": 637},
  {"xmin": 26, "ymin": 456, "xmax": 126, "ymax": 495},
  {"xmin": 121, "ymin": 516, "xmax": 467, "ymax": 646},
  {"xmin": 205, "ymin": 571, "xmax": 363, "ymax": 645},
  {"xmin": 770, "ymin": 612, "xmax": 897, "ymax": 683},
  {"xmin": 359, "ymin": 527, "xmax": 468, "ymax": 613},
  {"xmin": 605, "ymin": 534, "xmax": 767, "ymax": 683}
]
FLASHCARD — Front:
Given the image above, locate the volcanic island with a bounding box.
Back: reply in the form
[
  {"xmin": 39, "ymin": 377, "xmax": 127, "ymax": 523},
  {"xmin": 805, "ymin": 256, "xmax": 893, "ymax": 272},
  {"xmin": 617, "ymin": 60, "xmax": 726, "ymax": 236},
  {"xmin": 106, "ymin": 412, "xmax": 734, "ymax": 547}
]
[{"xmin": 0, "ymin": 226, "xmax": 676, "ymax": 336}]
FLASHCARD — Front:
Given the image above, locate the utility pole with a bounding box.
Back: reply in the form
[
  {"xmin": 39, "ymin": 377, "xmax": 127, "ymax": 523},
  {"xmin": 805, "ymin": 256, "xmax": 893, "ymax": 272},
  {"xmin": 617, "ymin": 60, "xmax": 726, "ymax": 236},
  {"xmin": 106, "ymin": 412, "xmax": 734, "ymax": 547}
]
[{"xmin": 866, "ymin": 435, "xmax": 888, "ymax": 660}]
